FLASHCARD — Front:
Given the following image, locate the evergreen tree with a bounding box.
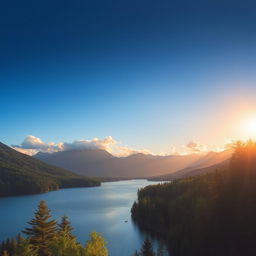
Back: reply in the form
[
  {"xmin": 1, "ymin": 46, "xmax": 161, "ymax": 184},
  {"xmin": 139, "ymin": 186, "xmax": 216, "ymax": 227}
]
[
  {"xmin": 84, "ymin": 231, "xmax": 108, "ymax": 256},
  {"xmin": 14, "ymin": 238, "xmax": 38, "ymax": 256},
  {"xmin": 0, "ymin": 237, "xmax": 17, "ymax": 256},
  {"xmin": 23, "ymin": 200, "xmax": 57, "ymax": 256},
  {"xmin": 58, "ymin": 216, "xmax": 74, "ymax": 238},
  {"xmin": 48, "ymin": 229, "xmax": 82, "ymax": 256},
  {"xmin": 132, "ymin": 250, "xmax": 140, "ymax": 256},
  {"xmin": 140, "ymin": 238, "xmax": 155, "ymax": 256}
]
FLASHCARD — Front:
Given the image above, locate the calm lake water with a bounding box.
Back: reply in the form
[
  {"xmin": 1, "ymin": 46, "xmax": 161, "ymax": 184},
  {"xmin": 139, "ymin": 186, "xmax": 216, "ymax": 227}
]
[{"xmin": 0, "ymin": 179, "xmax": 163, "ymax": 256}]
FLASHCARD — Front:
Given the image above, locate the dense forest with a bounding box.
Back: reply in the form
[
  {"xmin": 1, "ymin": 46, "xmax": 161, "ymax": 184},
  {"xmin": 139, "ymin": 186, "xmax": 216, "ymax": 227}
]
[
  {"xmin": 132, "ymin": 141, "xmax": 256, "ymax": 256},
  {"xmin": 0, "ymin": 143, "xmax": 100, "ymax": 196}
]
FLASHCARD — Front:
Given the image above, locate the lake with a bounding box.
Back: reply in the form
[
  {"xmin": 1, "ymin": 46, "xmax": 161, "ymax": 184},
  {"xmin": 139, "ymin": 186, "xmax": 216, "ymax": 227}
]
[{"xmin": 0, "ymin": 179, "xmax": 164, "ymax": 255}]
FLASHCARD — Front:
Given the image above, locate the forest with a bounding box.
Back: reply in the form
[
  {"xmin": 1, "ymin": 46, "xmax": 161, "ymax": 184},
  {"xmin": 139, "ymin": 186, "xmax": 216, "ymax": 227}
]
[
  {"xmin": 0, "ymin": 143, "xmax": 100, "ymax": 196},
  {"xmin": 132, "ymin": 141, "xmax": 256, "ymax": 256}
]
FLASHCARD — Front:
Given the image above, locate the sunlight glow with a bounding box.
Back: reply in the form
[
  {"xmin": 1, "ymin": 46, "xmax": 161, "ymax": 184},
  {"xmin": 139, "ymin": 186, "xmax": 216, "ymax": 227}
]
[{"xmin": 244, "ymin": 116, "xmax": 256, "ymax": 138}]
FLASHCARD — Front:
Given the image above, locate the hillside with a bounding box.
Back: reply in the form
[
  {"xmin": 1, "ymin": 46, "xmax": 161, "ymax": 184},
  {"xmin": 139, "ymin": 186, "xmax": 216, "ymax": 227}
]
[
  {"xmin": 34, "ymin": 150, "xmax": 203, "ymax": 178},
  {"xmin": 0, "ymin": 143, "xmax": 100, "ymax": 196},
  {"xmin": 131, "ymin": 141, "xmax": 256, "ymax": 256},
  {"xmin": 150, "ymin": 150, "xmax": 232, "ymax": 180}
]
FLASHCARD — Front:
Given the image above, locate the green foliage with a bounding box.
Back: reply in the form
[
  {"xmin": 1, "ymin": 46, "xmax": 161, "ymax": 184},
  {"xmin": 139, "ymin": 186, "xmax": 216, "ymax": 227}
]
[
  {"xmin": 14, "ymin": 238, "xmax": 38, "ymax": 256},
  {"xmin": 0, "ymin": 142, "xmax": 100, "ymax": 196},
  {"xmin": 58, "ymin": 216, "xmax": 74, "ymax": 238},
  {"xmin": 84, "ymin": 231, "xmax": 108, "ymax": 256},
  {"xmin": 132, "ymin": 141, "xmax": 256, "ymax": 256},
  {"xmin": 48, "ymin": 230, "xmax": 82, "ymax": 256},
  {"xmin": 0, "ymin": 237, "xmax": 18, "ymax": 256}
]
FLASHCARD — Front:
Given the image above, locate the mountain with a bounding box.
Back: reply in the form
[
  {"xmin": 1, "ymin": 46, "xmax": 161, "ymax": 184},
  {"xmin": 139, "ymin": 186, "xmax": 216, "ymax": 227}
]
[
  {"xmin": 150, "ymin": 149, "xmax": 232, "ymax": 180},
  {"xmin": 0, "ymin": 142, "xmax": 100, "ymax": 196},
  {"xmin": 179, "ymin": 159, "xmax": 229, "ymax": 178},
  {"xmin": 34, "ymin": 149, "xmax": 203, "ymax": 178}
]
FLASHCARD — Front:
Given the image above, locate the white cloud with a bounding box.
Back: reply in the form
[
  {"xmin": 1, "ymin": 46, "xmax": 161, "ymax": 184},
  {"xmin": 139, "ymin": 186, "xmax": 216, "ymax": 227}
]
[
  {"xmin": 13, "ymin": 135, "xmax": 62, "ymax": 153},
  {"xmin": 12, "ymin": 135, "xmax": 155, "ymax": 157},
  {"xmin": 61, "ymin": 136, "xmax": 116, "ymax": 152},
  {"xmin": 14, "ymin": 135, "xmax": 223, "ymax": 157}
]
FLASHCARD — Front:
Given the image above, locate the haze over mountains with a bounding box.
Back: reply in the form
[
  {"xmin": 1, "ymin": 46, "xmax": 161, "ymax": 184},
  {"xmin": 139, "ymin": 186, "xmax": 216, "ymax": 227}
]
[
  {"xmin": 151, "ymin": 150, "xmax": 232, "ymax": 180},
  {"xmin": 34, "ymin": 148, "xmax": 232, "ymax": 178}
]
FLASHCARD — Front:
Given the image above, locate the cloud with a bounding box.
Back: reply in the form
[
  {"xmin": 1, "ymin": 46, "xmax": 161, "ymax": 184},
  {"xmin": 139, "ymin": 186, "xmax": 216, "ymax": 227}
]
[
  {"xmin": 186, "ymin": 141, "xmax": 207, "ymax": 153},
  {"xmin": 11, "ymin": 147, "xmax": 38, "ymax": 156},
  {"xmin": 13, "ymin": 135, "xmax": 62, "ymax": 153},
  {"xmin": 12, "ymin": 135, "xmax": 154, "ymax": 157},
  {"xmin": 61, "ymin": 136, "xmax": 116, "ymax": 152},
  {"xmin": 110, "ymin": 144, "xmax": 152, "ymax": 157},
  {"xmin": 13, "ymin": 135, "xmax": 231, "ymax": 157}
]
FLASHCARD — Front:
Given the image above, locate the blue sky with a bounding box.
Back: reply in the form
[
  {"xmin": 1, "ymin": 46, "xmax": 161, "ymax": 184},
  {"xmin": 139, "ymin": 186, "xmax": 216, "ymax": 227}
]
[{"xmin": 1, "ymin": 0, "xmax": 256, "ymax": 154}]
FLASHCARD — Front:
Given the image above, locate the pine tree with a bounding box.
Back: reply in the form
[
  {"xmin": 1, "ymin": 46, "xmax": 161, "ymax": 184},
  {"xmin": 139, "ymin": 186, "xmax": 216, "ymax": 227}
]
[
  {"xmin": 58, "ymin": 216, "xmax": 74, "ymax": 238},
  {"xmin": 0, "ymin": 237, "xmax": 17, "ymax": 256},
  {"xmin": 23, "ymin": 200, "xmax": 57, "ymax": 256},
  {"xmin": 48, "ymin": 229, "xmax": 82, "ymax": 256},
  {"xmin": 14, "ymin": 238, "xmax": 38, "ymax": 256},
  {"xmin": 140, "ymin": 238, "xmax": 155, "ymax": 256},
  {"xmin": 84, "ymin": 231, "xmax": 108, "ymax": 256}
]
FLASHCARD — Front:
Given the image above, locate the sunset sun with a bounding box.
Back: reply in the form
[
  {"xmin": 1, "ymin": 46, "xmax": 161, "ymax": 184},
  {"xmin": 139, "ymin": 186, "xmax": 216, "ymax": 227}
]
[{"xmin": 244, "ymin": 116, "xmax": 256, "ymax": 138}]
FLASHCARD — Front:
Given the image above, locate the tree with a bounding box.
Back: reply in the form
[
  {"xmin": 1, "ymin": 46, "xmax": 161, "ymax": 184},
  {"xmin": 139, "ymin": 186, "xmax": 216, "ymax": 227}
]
[
  {"xmin": 140, "ymin": 238, "xmax": 155, "ymax": 256},
  {"xmin": 23, "ymin": 200, "xmax": 57, "ymax": 256},
  {"xmin": 58, "ymin": 216, "xmax": 73, "ymax": 238},
  {"xmin": 84, "ymin": 231, "xmax": 108, "ymax": 256},
  {"xmin": 14, "ymin": 237, "xmax": 38, "ymax": 256},
  {"xmin": 0, "ymin": 237, "xmax": 17, "ymax": 256},
  {"xmin": 48, "ymin": 230, "xmax": 82, "ymax": 256}
]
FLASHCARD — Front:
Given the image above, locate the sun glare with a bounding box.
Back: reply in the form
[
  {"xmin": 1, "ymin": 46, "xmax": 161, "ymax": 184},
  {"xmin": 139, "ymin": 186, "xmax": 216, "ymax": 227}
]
[{"xmin": 244, "ymin": 116, "xmax": 256, "ymax": 138}]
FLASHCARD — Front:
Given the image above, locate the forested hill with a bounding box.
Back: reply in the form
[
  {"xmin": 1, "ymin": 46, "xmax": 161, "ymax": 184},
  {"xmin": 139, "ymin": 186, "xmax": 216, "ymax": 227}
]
[
  {"xmin": 0, "ymin": 142, "xmax": 100, "ymax": 196},
  {"xmin": 131, "ymin": 141, "xmax": 256, "ymax": 256}
]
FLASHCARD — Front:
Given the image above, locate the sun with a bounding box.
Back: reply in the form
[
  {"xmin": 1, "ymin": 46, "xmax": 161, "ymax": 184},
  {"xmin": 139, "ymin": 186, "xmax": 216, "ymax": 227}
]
[{"xmin": 244, "ymin": 116, "xmax": 256, "ymax": 138}]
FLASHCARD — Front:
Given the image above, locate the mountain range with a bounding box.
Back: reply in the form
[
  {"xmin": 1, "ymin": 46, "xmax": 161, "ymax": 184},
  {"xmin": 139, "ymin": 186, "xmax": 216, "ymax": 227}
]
[{"xmin": 34, "ymin": 148, "xmax": 232, "ymax": 178}]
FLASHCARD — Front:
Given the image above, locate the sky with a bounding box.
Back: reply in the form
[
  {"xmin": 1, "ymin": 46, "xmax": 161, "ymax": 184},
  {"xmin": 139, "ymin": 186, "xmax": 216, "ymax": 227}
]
[{"xmin": 1, "ymin": 0, "xmax": 256, "ymax": 155}]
